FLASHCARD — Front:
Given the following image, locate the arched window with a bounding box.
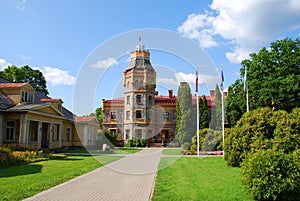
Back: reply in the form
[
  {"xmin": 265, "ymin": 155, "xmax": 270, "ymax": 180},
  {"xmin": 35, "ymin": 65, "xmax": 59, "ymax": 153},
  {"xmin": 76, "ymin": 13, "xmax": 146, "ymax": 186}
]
[
  {"xmin": 135, "ymin": 80, "xmax": 139, "ymax": 88},
  {"xmin": 139, "ymin": 80, "xmax": 143, "ymax": 88},
  {"xmin": 127, "ymin": 81, "xmax": 130, "ymax": 88}
]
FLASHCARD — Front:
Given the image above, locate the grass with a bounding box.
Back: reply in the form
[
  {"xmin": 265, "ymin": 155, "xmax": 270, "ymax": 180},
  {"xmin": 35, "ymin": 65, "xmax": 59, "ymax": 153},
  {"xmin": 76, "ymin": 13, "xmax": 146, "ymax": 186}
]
[
  {"xmin": 63, "ymin": 147, "xmax": 141, "ymax": 155},
  {"xmin": 153, "ymin": 157, "xmax": 254, "ymax": 201},
  {"xmin": 162, "ymin": 148, "xmax": 182, "ymax": 155},
  {"xmin": 0, "ymin": 155, "xmax": 122, "ymax": 201}
]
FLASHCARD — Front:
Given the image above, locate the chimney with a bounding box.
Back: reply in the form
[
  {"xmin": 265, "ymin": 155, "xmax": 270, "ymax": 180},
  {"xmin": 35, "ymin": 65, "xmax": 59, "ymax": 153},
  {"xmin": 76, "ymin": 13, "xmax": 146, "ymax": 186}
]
[
  {"xmin": 210, "ymin": 90, "xmax": 215, "ymax": 97},
  {"xmin": 168, "ymin": 90, "xmax": 173, "ymax": 98}
]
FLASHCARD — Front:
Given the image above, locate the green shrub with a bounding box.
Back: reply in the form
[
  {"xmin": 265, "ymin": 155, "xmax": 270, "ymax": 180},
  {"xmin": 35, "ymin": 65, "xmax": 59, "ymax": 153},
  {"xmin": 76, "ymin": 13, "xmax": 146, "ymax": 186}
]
[
  {"xmin": 124, "ymin": 139, "xmax": 147, "ymax": 147},
  {"xmin": 241, "ymin": 149, "xmax": 300, "ymax": 201},
  {"xmin": 225, "ymin": 108, "xmax": 286, "ymax": 166}
]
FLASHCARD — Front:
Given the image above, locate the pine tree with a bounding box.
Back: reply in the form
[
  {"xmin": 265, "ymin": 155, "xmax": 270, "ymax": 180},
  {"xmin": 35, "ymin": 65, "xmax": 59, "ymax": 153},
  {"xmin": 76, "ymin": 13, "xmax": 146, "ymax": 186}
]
[
  {"xmin": 199, "ymin": 95, "xmax": 209, "ymax": 129},
  {"xmin": 176, "ymin": 82, "xmax": 195, "ymax": 144}
]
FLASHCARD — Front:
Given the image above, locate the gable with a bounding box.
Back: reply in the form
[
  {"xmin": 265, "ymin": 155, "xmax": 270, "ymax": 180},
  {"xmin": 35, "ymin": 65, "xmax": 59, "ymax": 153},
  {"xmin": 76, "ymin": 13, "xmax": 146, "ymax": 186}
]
[{"xmin": 34, "ymin": 105, "xmax": 64, "ymax": 117}]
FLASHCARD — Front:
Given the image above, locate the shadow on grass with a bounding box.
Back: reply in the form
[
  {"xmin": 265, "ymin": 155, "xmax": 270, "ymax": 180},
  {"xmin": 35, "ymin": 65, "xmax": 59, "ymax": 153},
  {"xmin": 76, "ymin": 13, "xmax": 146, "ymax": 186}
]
[{"xmin": 0, "ymin": 163, "xmax": 42, "ymax": 178}]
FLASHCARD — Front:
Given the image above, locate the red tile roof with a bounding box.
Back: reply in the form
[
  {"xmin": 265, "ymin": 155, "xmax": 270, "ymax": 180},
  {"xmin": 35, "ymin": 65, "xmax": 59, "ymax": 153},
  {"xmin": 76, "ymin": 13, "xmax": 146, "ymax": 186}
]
[
  {"xmin": 0, "ymin": 83, "xmax": 28, "ymax": 88},
  {"xmin": 155, "ymin": 95, "xmax": 177, "ymax": 103},
  {"xmin": 104, "ymin": 97, "xmax": 124, "ymax": 103},
  {"xmin": 40, "ymin": 98, "xmax": 63, "ymax": 103},
  {"xmin": 75, "ymin": 116, "xmax": 97, "ymax": 123}
]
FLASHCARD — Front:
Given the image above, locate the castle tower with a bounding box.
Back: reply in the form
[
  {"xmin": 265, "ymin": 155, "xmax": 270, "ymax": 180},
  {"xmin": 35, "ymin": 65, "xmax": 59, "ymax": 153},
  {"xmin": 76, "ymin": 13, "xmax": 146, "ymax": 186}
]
[{"xmin": 123, "ymin": 39, "xmax": 156, "ymax": 141}]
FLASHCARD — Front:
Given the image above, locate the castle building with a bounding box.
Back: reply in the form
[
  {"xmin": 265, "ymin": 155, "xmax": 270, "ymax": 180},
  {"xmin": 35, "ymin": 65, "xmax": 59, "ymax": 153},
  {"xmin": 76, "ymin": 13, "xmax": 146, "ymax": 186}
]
[
  {"xmin": 102, "ymin": 42, "xmax": 177, "ymax": 146},
  {"xmin": 102, "ymin": 42, "xmax": 219, "ymax": 146}
]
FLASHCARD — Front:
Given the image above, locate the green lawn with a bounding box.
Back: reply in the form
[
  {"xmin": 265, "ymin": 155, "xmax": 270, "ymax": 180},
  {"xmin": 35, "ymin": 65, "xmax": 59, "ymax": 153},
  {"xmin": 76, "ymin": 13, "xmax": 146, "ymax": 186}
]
[
  {"xmin": 0, "ymin": 155, "xmax": 121, "ymax": 201},
  {"xmin": 162, "ymin": 148, "xmax": 182, "ymax": 155},
  {"xmin": 153, "ymin": 157, "xmax": 254, "ymax": 201}
]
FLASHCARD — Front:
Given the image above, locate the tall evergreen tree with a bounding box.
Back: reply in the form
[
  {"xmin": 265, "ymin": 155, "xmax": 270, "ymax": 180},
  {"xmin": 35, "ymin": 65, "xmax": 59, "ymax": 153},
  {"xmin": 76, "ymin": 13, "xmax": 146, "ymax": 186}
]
[
  {"xmin": 199, "ymin": 95, "xmax": 209, "ymax": 129},
  {"xmin": 176, "ymin": 82, "xmax": 195, "ymax": 144},
  {"xmin": 210, "ymin": 84, "xmax": 222, "ymax": 131}
]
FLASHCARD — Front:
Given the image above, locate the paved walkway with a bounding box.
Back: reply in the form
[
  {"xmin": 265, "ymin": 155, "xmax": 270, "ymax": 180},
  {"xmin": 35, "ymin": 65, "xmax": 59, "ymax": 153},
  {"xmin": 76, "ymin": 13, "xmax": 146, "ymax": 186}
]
[{"xmin": 24, "ymin": 148, "xmax": 162, "ymax": 201}]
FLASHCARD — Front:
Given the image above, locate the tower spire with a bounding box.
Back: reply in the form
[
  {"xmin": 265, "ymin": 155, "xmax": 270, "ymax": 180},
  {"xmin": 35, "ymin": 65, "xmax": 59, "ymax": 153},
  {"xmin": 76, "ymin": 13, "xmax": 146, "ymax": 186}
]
[{"xmin": 136, "ymin": 35, "xmax": 144, "ymax": 51}]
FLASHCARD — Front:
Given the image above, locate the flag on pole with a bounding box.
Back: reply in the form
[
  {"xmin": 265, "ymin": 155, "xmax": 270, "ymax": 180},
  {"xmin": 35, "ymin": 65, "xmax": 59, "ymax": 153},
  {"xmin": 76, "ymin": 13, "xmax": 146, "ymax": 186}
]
[
  {"xmin": 220, "ymin": 69, "xmax": 224, "ymax": 91},
  {"xmin": 196, "ymin": 69, "xmax": 198, "ymax": 93}
]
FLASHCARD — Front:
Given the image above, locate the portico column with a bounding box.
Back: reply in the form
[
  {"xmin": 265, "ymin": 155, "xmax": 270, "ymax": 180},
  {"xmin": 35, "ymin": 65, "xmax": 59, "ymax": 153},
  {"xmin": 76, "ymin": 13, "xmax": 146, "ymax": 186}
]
[
  {"xmin": 37, "ymin": 122, "xmax": 42, "ymax": 149},
  {"xmin": 23, "ymin": 119, "xmax": 30, "ymax": 146}
]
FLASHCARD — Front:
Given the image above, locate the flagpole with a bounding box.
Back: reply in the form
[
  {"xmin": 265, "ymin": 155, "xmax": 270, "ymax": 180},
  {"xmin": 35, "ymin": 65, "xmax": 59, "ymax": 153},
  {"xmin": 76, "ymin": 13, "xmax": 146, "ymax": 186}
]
[
  {"xmin": 196, "ymin": 67, "xmax": 200, "ymax": 158},
  {"xmin": 221, "ymin": 68, "xmax": 225, "ymax": 157}
]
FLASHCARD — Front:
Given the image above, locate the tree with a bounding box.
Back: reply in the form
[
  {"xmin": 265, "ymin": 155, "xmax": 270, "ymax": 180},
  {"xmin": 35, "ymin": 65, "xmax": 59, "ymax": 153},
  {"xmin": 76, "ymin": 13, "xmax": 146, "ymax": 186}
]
[
  {"xmin": 176, "ymin": 82, "xmax": 195, "ymax": 144},
  {"xmin": 226, "ymin": 38, "xmax": 300, "ymax": 127},
  {"xmin": 95, "ymin": 107, "xmax": 103, "ymax": 128},
  {"xmin": 226, "ymin": 79, "xmax": 246, "ymax": 127},
  {"xmin": 199, "ymin": 95, "xmax": 209, "ymax": 129},
  {"xmin": 0, "ymin": 65, "xmax": 49, "ymax": 95},
  {"xmin": 210, "ymin": 84, "xmax": 222, "ymax": 130}
]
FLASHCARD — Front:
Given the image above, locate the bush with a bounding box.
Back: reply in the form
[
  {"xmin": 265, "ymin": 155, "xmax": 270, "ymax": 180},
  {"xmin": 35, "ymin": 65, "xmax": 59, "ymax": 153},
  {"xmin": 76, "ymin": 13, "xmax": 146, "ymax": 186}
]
[
  {"xmin": 225, "ymin": 108, "xmax": 286, "ymax": 166},
  {"xmin": 241, "ymin": 149, "xmax": 300, "ymax": 201},
  {"xmin": 124, "ymin": 139, "xmax": 147, "ymax": 147}
]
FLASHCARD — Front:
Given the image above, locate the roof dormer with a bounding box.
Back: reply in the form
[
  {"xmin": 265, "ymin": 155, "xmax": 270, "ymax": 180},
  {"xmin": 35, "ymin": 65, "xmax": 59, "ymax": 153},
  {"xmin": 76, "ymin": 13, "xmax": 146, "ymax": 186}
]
[{"xmin": 40, "ymin": 98, "xmax": 64, "ymax": 111}]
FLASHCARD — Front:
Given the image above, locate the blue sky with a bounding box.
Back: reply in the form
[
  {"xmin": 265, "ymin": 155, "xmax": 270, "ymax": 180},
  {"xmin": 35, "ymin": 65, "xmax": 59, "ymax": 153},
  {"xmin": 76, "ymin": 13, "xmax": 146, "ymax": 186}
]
[{"xmin": 1, "ymin": 0, "xmax": 300, "ymax": 115}]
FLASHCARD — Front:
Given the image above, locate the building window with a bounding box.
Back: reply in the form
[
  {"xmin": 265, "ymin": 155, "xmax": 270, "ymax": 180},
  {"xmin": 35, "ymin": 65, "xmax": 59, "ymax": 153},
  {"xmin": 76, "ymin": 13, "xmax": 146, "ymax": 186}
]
[
  {"xmin": 111, "ymin": 111, "xmax": 116, "ymax": 119},
  {"xmin": 22, "ymin": 91, "xmax": 33, "ymax": 103},
  {"xmin": 136, "ymin": 110, "xmax": 142, "ymax": 119},
  {"xmin": 139, "ymin": 80, "xmax": 143, "ymax": 88},
  {"xmin": 125, "ymin": 129, "xmax": 130, "ymax": 139},
  {"xmin": 5, "ymin": 121, "xmax": 15, "ymax": 141},
  {"xmin": 136, "ymin": 95, "xmax": 141, "ymax": 103},
  {"xmin": 135, "ymin": 129, "xmax": 142, "ymax": 139},
  {"xmin": 127, "ymin": 96, "xmax": 130, "ymax": 104},
  {"xmin": 163, "ymin": 112, "xmax": 169, "ymax": 119},
  {"xmin": 66, "ymin": 127, "xmax": 71, "ymax": 141},
  {"xmin": 135, "ymin": 80, "xmax": 139, "ymax": 88},
  {"xmin": 88, "ymin": 127, "xmax": 93, "ymax": 141},
  {"xmin": 58, "ymin": 104, "xmax": 62, "ymax": 111},
  {"xmin": 127, "ymin": 81, "xmax": 130, "ymax": 88},
  {"xmin": 126, "ymin": 111, "xmax": 130, "ymax": 120},
  {"xmin": 148, "ymin": 95, "xmax": 153, "ymax": 105},
  {"xmin": 51, "ymin": 124, "xmax": 60, "ymax": 141}
]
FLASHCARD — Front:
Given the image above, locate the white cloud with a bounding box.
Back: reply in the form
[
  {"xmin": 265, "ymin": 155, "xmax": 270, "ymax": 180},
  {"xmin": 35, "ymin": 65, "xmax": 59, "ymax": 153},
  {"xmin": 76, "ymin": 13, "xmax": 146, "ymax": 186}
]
[
  {"xmin": 43, "ymin": 66, "xmax": 76, "ymax": 86},
  {"xmin": 157, "ymin": 77, "xmax": 178, "ymax": 86},
  {"xmin": 178, "ymin": 0, "xmax": 300, "ymax": 63},
  {"xmin": 0, "ymin": 58, "xmax": 11, "ymax": 70},
  {"xmin": 16, "ymin": 0, "xmax": 27, "ymax": 10},
  {"xmin": 91, "ymin": 58, "xmax": 118, "ymax": 69},
  {"xmin": 157, "ymin": 72, "xmax": 219, "ymax": 92}
]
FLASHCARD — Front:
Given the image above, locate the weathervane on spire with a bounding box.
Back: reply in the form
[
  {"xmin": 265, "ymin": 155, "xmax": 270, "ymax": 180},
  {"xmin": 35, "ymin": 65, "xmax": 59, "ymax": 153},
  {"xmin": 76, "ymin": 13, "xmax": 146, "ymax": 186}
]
[{"xmin": 136, "ymin": 35, "xmax": 144, "ymax": 51}]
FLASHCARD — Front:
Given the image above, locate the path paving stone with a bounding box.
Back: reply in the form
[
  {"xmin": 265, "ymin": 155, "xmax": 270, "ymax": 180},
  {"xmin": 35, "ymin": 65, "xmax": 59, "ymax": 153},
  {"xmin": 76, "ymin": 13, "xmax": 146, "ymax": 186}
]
[{"xmin": 23, "ymin": 148, "xmax": 162, "ymax": 201}]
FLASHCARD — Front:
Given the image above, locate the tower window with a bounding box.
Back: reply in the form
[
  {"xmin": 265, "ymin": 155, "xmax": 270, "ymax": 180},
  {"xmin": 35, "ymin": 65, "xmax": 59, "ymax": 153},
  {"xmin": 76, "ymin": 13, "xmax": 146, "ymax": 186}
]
[
  {"xmin": 127, "ymin": 96, "xmax": 130, "ymax": 104},
  {"xmin": 163, "ymin": 112, "xmax": 169, "ymax": 119},
  {"xmin": 111, "ymin": 112, "xmax": 116, "ymax": 120},
  {"xmin": 139, "ymin": 80, "xmax": 143, "ymax": 88},
  {"xmin": 126, "ymin": 111, "xmax": 130, "ymax": 120},
  {"xmin": 136, "ymin": 110, "xmax": 142, "ymax": 118},
  {"xmin": 148, "ymin": 95, "xmax": 153, "ymax": 105},
  {"xmin": 136, "ymin": 95, "xmax": 141, "ymax": 103}
]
